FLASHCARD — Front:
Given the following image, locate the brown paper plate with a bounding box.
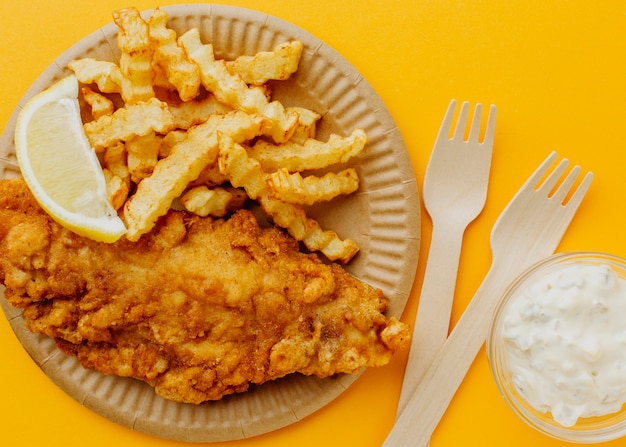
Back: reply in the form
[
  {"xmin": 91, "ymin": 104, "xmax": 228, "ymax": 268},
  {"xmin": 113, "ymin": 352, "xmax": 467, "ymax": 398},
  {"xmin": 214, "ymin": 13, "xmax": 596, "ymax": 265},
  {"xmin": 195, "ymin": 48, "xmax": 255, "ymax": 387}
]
[{"xmin": 0, "ymin": 4, "xmax": 420, "ymax": 442}]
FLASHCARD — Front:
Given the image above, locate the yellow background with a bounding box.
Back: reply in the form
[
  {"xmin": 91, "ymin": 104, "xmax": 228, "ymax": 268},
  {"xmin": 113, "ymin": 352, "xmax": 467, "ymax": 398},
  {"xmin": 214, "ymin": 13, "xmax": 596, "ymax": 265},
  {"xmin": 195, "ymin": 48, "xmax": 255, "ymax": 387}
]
[{"xmin": 1, "ymin": 1, "xmax": 626, "ymax": 446}]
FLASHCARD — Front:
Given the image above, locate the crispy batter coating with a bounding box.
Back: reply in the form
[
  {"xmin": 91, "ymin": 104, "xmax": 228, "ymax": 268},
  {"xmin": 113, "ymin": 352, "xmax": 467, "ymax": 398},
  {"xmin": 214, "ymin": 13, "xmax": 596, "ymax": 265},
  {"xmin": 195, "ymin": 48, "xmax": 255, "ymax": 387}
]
[{"xmin": 0, "ymin": 178, "xmax": 409, "ymax": 404}]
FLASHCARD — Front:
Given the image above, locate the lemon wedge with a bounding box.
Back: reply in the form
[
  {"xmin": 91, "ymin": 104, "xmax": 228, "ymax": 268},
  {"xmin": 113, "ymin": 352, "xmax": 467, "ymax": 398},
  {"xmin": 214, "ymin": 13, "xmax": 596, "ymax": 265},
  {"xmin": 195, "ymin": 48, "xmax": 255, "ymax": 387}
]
[{"xmin": 14, "ymin": 74, "xmax": 126, "ymax": 243}]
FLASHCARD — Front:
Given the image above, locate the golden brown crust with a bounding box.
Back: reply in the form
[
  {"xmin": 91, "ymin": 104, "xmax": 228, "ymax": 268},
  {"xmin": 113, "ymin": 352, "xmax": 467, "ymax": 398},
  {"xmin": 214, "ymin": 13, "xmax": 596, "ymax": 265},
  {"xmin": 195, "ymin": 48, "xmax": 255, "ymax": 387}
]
[{"xmin": 0, "ymin": 178, "xmax": 409, "ymax": 404}]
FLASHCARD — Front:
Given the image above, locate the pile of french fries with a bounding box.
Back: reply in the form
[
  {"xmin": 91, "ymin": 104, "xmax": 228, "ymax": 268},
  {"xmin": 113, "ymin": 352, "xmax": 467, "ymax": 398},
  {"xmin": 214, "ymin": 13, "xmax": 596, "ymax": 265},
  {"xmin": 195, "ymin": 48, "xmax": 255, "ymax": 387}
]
[{"xmin": 69, "ymin": 7, "xmax": 367, "ymax": 263}]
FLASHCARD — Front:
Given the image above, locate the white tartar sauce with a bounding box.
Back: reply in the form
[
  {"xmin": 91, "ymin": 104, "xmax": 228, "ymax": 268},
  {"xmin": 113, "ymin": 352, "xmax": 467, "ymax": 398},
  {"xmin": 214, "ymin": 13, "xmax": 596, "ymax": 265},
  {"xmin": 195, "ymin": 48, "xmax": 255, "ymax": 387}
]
[{"xmin": 500, "ymin": 263, "xmax": 626, "ymax": 427}]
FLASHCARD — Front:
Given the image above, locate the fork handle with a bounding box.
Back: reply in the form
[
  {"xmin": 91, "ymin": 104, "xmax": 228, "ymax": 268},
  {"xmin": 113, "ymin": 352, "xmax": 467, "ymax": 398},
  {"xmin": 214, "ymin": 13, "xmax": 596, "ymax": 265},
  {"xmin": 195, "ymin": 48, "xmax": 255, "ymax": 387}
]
[
  {"xmin": 384, "ymin": 262, "xmax": 514, "ymax": 447},
  {"xmin": 396, "ymin": 222, "xmax": 465, "ymax": 416}
]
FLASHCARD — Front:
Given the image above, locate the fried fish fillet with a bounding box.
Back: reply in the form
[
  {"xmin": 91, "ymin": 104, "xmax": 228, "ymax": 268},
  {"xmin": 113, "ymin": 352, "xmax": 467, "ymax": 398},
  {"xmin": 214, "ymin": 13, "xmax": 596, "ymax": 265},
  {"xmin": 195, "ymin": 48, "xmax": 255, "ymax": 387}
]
[{"xmin": 0, "ymin": 178, "xmax": 409, "ymax": 404}]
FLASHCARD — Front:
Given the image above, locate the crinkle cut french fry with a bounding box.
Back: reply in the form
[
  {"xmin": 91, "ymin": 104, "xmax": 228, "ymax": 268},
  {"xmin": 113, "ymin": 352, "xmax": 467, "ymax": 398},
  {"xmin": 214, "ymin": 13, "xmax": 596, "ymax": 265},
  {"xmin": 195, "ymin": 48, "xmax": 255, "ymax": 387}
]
[
  {"xmin": 83, "ymin": 97, "xmax": 175, "ymax": 151},
  {"xmin": 287, "ymin": 106, "xmax": 321, "ymax": 144},
  {"xmin": 180, "ymin": 185, "xmax": 247, "ymax": 217},
  {"xmin": 103, "ymin": 142, "xmax": 131, "ymax": 188},
  {"xmin": 148, "ymin": 8, "xmax": 201, "ymax": 101},
  {"xmin": 248, "ymin": 129, "xmax": 367, "ymax": 172},
  {"xmin": 226, "ymin": 40, "xmax": 304, "ymax": 85},
  {"xmin": 217, "ymin": 136, "xmax": 268, "ymax": 200},
  {"xmin": 69, "ymin": 58, "xmax": 122, "ymax": 93},
  {"xmin": 218, "ymin": 135, "xmax": 359, "ymax": 263},
  {"xmin": 159, "ymin": 130, "xmax": 187, "ymax": 158},
  {"xmin": 260, "ymin": 196, "xmax": 359, "ymax": 264},
  {"xmin": 102, "ymin": 168, "xmax": 130, "ymax": 210},
  {"xmin": 267, "ymin": 168, "xmax": 359, "ymax": 205},
  {"xmin": 178, "ymin": 28, "xmax": 298, "ymax": 143},
  {"xmin": 81, "ymin": 87, "xmax": 114, "ymax": 120},
  {"xmin": 126, "ymin": 133, "xmax": 162, "ymax": 182},
  {"xmin": 113, "ymin": 7, "xmax": 155, "ymax": 104},
  {"xmin": 123, "ymin": 111, "xmax": 264, "ymax": 241},
  {"xmin": 168, "ymin": 94, "xmax": 232, "ymax": 130},
  {"xmin": 187, "ymin": 163, "xmax": 229, "ymax": 188}
]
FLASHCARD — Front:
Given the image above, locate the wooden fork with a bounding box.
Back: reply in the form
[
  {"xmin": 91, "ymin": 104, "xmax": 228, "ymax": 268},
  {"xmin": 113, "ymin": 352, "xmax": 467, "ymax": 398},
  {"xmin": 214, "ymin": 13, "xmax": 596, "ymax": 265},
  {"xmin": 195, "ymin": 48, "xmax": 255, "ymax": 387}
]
[
  {"xmin": 397, "ymin": 100, "xmax": 496, "ymax": 416},
  {"xmin": 385, "ymin": 152, "xmax": 593, "ymax": 446}
]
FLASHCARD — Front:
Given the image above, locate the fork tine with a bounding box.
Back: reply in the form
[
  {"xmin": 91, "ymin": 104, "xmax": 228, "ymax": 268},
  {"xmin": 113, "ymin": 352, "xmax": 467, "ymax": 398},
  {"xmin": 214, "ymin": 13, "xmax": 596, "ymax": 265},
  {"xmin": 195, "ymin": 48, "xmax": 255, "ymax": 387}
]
[
  {"xmin": 482, "ymin": 104, "xmax": 497, "ymax": 145},
  {"xmin": 453, "ymin": 101, "xmax": 470, "ymax": 139},
  {"xmin": 564, "ymin": 171, "xmax": 594, "ymax": 208},
  {"xmin": 550, "ymin": 165, "xmax": 581, "ymax": 203},
  {"xmin": 515, "ymin": 151, "xmax": 558, "ymax": 194},
  {"xmin": 546, "ymin": 169, "xmax": 593, "ymax": 243},
  {"xmin": 437, "ymin": 99, "xmax": 458, "ymax": 140},
  {"xmin": 468, "ymin": 103, "xmax": 483, "ymax": 142},
  {"xmin": 537, "ymin": 158, "xmax": 569, "ymax": 193}
]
